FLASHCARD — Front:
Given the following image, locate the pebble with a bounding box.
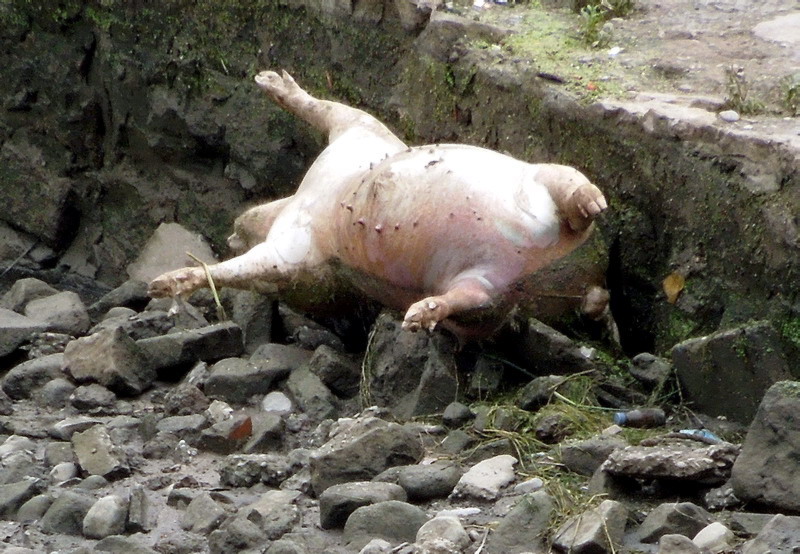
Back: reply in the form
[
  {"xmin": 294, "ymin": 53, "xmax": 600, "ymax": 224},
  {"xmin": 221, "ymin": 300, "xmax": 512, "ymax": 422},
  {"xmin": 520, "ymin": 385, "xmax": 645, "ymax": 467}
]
[{"xmin": 718, "ymin": 110, "xmax": 740, "ymax": 122}]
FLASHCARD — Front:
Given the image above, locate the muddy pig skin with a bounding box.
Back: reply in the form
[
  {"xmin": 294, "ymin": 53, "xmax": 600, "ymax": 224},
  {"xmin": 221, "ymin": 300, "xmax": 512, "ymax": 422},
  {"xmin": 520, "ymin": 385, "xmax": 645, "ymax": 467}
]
[{"xmin": 149, "ymin": 71, "xmax": 608, "ymax": 339}]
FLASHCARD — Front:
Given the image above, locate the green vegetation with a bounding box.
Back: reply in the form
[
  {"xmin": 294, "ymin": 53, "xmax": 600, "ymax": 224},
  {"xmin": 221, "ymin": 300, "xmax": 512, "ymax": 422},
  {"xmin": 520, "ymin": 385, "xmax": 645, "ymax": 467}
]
[
  {"xmin": 781, "ymin": 73, "xmax": 800, "ymax": 116},
  {"xmin": 724, "ymin": 66, "xmax": 765, "ymax": 115},
  {"xmin": 576, "ymin": 0, "xmax": 636, "ymax": 47}
]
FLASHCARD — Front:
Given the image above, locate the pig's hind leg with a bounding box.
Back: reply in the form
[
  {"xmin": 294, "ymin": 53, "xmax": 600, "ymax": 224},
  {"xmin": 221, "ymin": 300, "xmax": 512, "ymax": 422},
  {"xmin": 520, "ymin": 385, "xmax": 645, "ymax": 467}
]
[
  {"xmin": 402, "ymin": 277, "xmax": 494, "ymax": 333},
  {"xmin": 254, "ymin": 70, "xmax": 405, "ymax": 146}
]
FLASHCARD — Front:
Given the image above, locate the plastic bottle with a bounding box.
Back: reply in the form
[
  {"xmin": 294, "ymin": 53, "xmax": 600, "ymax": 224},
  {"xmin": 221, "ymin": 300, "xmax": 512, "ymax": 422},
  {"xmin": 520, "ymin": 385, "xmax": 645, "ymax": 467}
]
[{"xmin": 613, "ymin": 408, "xmax": 666, "ymax": 428}]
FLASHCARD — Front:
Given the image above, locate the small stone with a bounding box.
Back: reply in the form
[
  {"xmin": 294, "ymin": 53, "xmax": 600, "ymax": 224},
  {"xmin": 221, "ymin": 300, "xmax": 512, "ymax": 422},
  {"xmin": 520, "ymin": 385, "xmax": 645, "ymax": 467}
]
[
  {"xmin": 262, "ymin": 391, "xmax": 293, "ymax": 414},
  {"xmin": 442, "ymin": 402, "xmax": 474, "ymax": 428},
  {"xmin": 451, "ymin": 454, "xmax": 517, "ymax": 501},
  {"xmin": 513, "ymin": 477, "xmax": 544, "ymax": 494},
  {"xmin": 659, "ymin": 533, "xmax": 701, "ymax": 554},
  {"xmin": 693, "ymin": 521, "xmax": 734, "ymax": 553},
  {"xmin": 718, "ymin": 110, "xmax": 740, "ymax": 122},
  {"xmin": 83, "ymin": 494, "xmax": 128, "ymax": 539}
]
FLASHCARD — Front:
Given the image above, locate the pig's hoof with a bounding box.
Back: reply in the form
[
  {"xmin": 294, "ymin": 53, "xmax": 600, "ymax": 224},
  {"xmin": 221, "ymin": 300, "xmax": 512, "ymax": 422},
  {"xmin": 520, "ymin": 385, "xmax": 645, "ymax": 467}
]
[
  {"xmin": 402, "ymin": 298, "xmax": 449, "ymax": 333},
  {"xmin": 254, "ymin": 70, "xmax": 300, "ymax": 100},
  {"xmin": 567, "ymin": 183, "xmax": 608, "ymax": 231},
  {"xmin": 148, "ymin": 267, "xmax": 204, "ymax": 299}
]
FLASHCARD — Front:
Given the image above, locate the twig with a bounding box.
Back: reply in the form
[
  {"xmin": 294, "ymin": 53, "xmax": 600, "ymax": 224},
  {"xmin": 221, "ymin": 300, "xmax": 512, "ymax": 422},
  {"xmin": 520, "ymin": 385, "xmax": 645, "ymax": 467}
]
[
  {"xmin": 186, "ymin": 252, "xmax": 227, "ymax": 321},
  {"xmin": 474, "ymin": 528, "xmax": 490, "ymax": 554}
]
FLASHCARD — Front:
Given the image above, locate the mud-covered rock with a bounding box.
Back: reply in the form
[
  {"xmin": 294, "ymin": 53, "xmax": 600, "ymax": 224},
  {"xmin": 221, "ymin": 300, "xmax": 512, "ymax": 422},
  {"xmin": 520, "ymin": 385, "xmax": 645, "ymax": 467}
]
[
  {"xmin": 672, "ymin": 321, "xmax": 792, "ymax": 423},
  {"xmin": 137, "ymin": 321, "xmax": 244, "ymax": 372},
  {"xmin": 306, "ymin": 345, "xmax": 361, "ymax": 399},
  {"xmin": 731, "ymin": 380, "xmax": 800, "ymax": 512},
  {"xmin": 87, "ymin": 279, "xmax": 150, "ymax": 321},
  {"xmin": 629, "ymin": 353, "xmax": 672, "ymax": 390},
  {"xmin": 218, "ymin": 454, "xmax": 294, "ymax": 488}
]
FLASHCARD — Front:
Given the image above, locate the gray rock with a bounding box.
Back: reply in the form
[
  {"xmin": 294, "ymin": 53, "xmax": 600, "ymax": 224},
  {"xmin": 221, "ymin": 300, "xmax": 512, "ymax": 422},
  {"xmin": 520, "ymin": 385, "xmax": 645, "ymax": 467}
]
[
  {"xmin": 155, "ymin": 414, "xmax": 207, "ymax": 438},
  {"xmin": 319, "ymin": 481, "xmax": 407, "ymax": 529},
  {"xmin": 208, "ymin": 515, "xmax": 267, "ymax": 553},
  {"xmin": 243, "ymin": 412, "xmax": 285, "ymax": 453},
  {"xmin": 1, "ymin": 278, "xmax": 59, "ymax": 313},
  {"xmin": 307, "ymin": 344, "xmax": 361, "ymax": 398},
  {"xmin": 2, "ymin": 353, "xmax": 64, "ymax": 399},
  {"xmin": 603, "ymin": 437, "xmax": 739, "ymax": 486},
  {"xmin": 17, "ymin": 493, "xmax": 54, "ymax": 522},
  {"xmin": 49, "ymin": 416, "xmax": 104, "ymax": 440},
  {"xmin": 343, "ymin": 500, "xmax": 429, "ymax": 551},
  {"xmin": 181, "ymin": 491, "xmax": 228, "ymax": 534},
  {"xmin": 154, "ymin": 531, "xmax": 207, "ymax": 554},
  {"xmin": 197, "ymin": 412, "xmax": 253, "ymax": 454},
  {"xmin": 560, "ymin": 435, "xmax": 627, "ymax": 476},
  {"xmin": 553, "ymin": 499, "xmax": 627, "ymax": 553},
  {"xmin": 512, "ymin": 318, "xmax": 597, "ymax": 375},
  {"xmin": 728, "ymin": 512, "xmax": 800, "ymax": 538},
  {"xmin": 309, "ymin": 417, "xmax": 424, "ymax": 495},
  {"xmin": 44, "ymin": 441, "xmax": 76, "ymax": 466},
  {"xmin": 39, "ymin": 490, "xmax": 95, "ymax": 535},
  {"xmin": 397, "ymin": 460, "xmax": 462, "ymax": 501},
  {"xmin": 0, "ymin": 450, "xmax": 41, "ymax": 484},
  {"xmin": 218, "ymin": 454, "xmax": 294, "ymax": 488},
  {"xmin": 286, "ymin": 366, "xmax": 338, "ymax": 422},
  {"xmin": 634, "ymin": 502, "xmax": 713, "ymax": 544},
  {"xmin": 137, "ymin": 321, "xmax": 244, "ymax": 371},
  {"xmin": 70, "ymin": 383, "xmax": 117, "ymax": 412},
  {"xmin": 416, "ymin": 515, "xmax": 470, "ymax": 551},
  {"xmin": 742, "ymin": 514, "xmax": 800, "ymax": 554},
  {"xmin": 265, "ymin": 531, "xmax": 341, "ymax": 554},
  {"xmin": 0, "ymin": 479, "xmax": 45, "ymax": 518},
  {"xmin": 89, "ymin": 310, "xmax": 183, "ymax": 341},
  {"xmin": 163, "ymin": 383, "xmax": 211, "ymax": 416},
  {"xmin": 440, "ymin": 429, "xmax": 476, "ymax": 455},
  {"xmin": 659, "ymin": 533, "xmax": 701, "ymax": 554},
  {"xmin": 35, "ymin": 377, "xmax": 75, "ymax": 407},
  {"xmin": 693, "ymin": 521, "xmax": 735, "ymax": 553},
  {"xmin": 629, "ymin": 353, "xmax": 672, "ymax": 390},
  {"xmin": 204, "ymin": 344, "xmax": 312, "ymax": 404},
  {"xmin": 24, "ymin": 331, "xmax": 73, "ymax": 358},
  {"xmin": 718, "ymin": 109, "xmax": 740, "ymax": 122},
  {"xmin": 239, "ymin": 489, "xmax": 300, "ymax": 540},
  {"xmin": 672, "ymin": 321, "xmax": 792, "ymax": 423},
  {"xmin": 24, "ymin": 291, "xmax": 90, "ymax": 336},
  {"xmin": 126, "ymin": 222, "xmax": 217, "ymax": 283},
  {"xmin": 83, "ymin": 494, "xmax": 128, "ymax": 538},
  {"xmin": 451, "ymin": 454, "xmax": 516, "ymax": 501},
  {"xmin": 442, "ymin": 402, "xmax": 475, "ymax": 428},
  {"xmin": 262, "ymin": 391, "xmax": 293, "ymax": 414},
  {"xmin": 467, "ymin": 354, "xmax": 504, "ymax": 398},
  {"xmin": 63, "ymin": 326, "xmax": 155, "ymax": 395},
  {"xmin": 0, "ymin": 308, "xmax": 47, "ymax": 357},
  {"xmin": 48, "ymin": 462, "xmax": 79, "ymax": 485},
  {"xmin": 486, "ymin": 491, "xmax": 554, "ymax": 553},
  {"xmin": 277, "ymin": 304, "xmax": 345, "ymax": 352},
  {"xmin": 731, "ymin": 380, "xmax": 800, "ymax": 512},
  {"xmin": 127, "ymin": 484, "xmax": 150, "ymax": 533},
  {"xmin": 94, "ymin": 535, "xmax": 159, "ymax": 553},
  {"xmin": 71, "ymin": 425, "xmax": 130, "ymax": 479},
  {"xmin": 87, "ymin": 279, "xmax": 149, "ymax": 321},
  {"xmin": 517, "ymin": 375, "xmax": 567, "ymax": 411},
  {"xmin": 362, "ymin": 312, "xmax": 459, "ymax": 419},
  {"xmin": 231, "ymin": 290, "xmax": 273, "ymax": 354}
]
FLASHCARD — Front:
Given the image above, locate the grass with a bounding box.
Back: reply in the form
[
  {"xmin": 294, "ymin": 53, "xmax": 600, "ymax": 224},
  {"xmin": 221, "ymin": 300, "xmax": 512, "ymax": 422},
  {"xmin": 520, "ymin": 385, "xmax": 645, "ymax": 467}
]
[{"xmin": 724, "ymin": 66, "xmax": 765, "ymax": 115}]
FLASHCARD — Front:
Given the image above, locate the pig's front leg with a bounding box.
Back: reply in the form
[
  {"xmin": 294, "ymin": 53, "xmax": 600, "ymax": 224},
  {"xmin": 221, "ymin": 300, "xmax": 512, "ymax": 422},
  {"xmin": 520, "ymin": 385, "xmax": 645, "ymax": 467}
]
[{"xmin": 402, "ymin": 278, "xmax": 493, "ymax": 332}]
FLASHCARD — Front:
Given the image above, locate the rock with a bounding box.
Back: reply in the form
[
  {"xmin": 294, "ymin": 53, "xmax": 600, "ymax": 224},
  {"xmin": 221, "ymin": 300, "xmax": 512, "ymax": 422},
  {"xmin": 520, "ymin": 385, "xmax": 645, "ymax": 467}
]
[
  {"xmin": 265, "ymin": 531, "xmax": 338, "ymax": 554},
  {"xmin": 634, "ymin": 502, "xmax": 713, "ymax": 544},
  {"xmin": 17, "ymin": 493, "xmax": 54, "ymax": 522},
  {"xmin": 90, "ymin": 309, "xmax": 193, "ymax": 341},
  {"xmin": 510, "ymin": 318, "xmax": 597, "ymax": 375},
  {"xmin": 126, "ymin": 222, "xmax": 217, "ymax": 283},
  {"xmin": 196, "ymin": 412, "xmax": 253, "ymax": 454},
  {"xmin": 560, "ymin": 435, "xmax": 627, "ymax": 476},
  {"xmin": 451, "ymin": 454, "xmax": 517, "ymax": 501},
  {"xmin": 35, "ymin": 377, "xmax": 76, "ymax": 407},
  {"xmin": 218, "ymin": 454, "xmax": 293, "ymax": 488},
  {"xmin": 204, "ymin": 344, "xmax": 312, "ymax": 404},
  {"xmin": 602, "ymin": 436, "xmax": 739, "ymax": 486},
  {"xmin": 94, "ymin": 535, "xmax": 159, "ymax": 553},
  {"xmin": 693, "ymin": 521, "xmax": 734, "ymax": 553},
  {"xmin": 243, "ymin": 412, "xmax": 285, "ymax": 453},
  {"xmin": 671, "ymin": 321, "xmax": 792, "ymax": 423},
  {"xmin": 240, "ymin": 489, "xmax": 301, "ymax": 540},
  {"xmin": 731, "ymin": 380, "xmax": 800, "ymax": 512},
  {"xmin": 229, "ymin": 290, "xmax": 273, "ymax": 354},
  {"xmin": 262, "ymin": 391, "xmax": 293, "ymax": 414},
  {"xmin": 486, "ymin": 491, "xmax": 554, "ymax": 553},
  {"xmin": 154, "ymin": 531, "xmax": 207, "ymax": 554},
  {"xmin": 163, "ymin": 383, "xmax": 211, "ymax": 416},
  {"xmin": 0, "ymin": 450, "xmax": 40, "ymax": 485},
  {"xmin": 208, "ymin": 515, "xmax": 267, "ymax": 553},
  {"xmin": 71, "ymin": 425, "xmax": 130, "ymax": 479},
  {"xmin": 629, "ymin": 353, "xmax": 672, "ymax": 390},
  {"xmin": 49, "ymin": 462, "xmax": 79, "ymax": 484},
  {"xmin": 83, "ymin": 494, "xmax": 128, "ymax": 538},
  {"xmin": 306, "ymin": 344, "xmax": 361, "ymax": 398},
  {"xmin": 24, "ymin": 331, "xmax": 73, "ymax": 358},
  {"xmin": 0, "ymin": 308, "xmax": 47, "ymax": 357},
  {"xmin": 535, "ymin": 412, "xmax": 572, "ymax": 443},
  {"xmin": 718, "ymin": 110, "xmax": 740, "ymax": 122},
  {"xmin": 516, "ymin": 375, "xmax": 566, "ymax": 411},
  {"xmin": 659, "ymin": 533, "xmax": 701, "ymax": 554},
  {"xmin": 415, "ymin": 515, "xmax": 470, "ymax": 551},
  {"xmin": 137, "ymin": 321, "xmax": 244, "ymax": 372},
  {"xmin": 181, "ymin": 491, "xmax": 228, "ymax": 534},
  {"xmin": 127, "ymin": 484, "xmax": 150, "ymax": 533},
  {"xmin": 63, "ymin": 326, "xmax": 155, "ymax": 395},
  {"xmin": 70, "ymin": 383, "xmax": 117, "ymax": 412},
  {"xmin": 343, "ymin": 500, "xmax": 429, "ymax": 551},
  {"xmin": 0, "ymin": 478, "xmax": 45, "ymax": 518},
  {"xmin": 49, "ymin": 416, "xmax": 103, "ymax": 440},
  {"xmin": 357, "ymin": 538, "xmax": 393, "ymax": 554},
  {"xmin": 467, "ymin": 354, "xmax": 504, "ymax": 398},
  {"xmin": 742, "ymin": 514, "xmax": 800, "ymax": 554},
  {"xmin": 362, "ymin": 312, "xmax": 459, "ymax": 419},
  {"xmin": 39, "ymin": 490, "xmax": 95, "ymax": 535},
  {"xmin": 1, "ymin": 278, "xmax": 59, "ymax": 313},
  {"xmin": 442, "ymin": 402, "xmax": 475, "ymax": 428},
  {"xmin": 397, "ymin": 460, "xmax": 462, "ymax": 501},
  {"xmin": 309, "ymin": 417, "xmax": 424, "ymax": 495},
  {"xmin": 87, "ymin": 279, "xmax": 150, "ymax": 321},
  {"xmin": 319, "ymin": 481, "xmax": 407, "ymax": 529},
  {"xmin": 23, "ymin": 291, "xmax": 90, "ymax": 335},
  {"xmin": 286, "ymin": 366, "xmax": 338, "ymax": 422},
  {"xmin": 728, "ymin": 512, "xmax": 800, "ymax": 537},
  {"xmin": 2, "ymin": 353, "xmax": 64, "ymax": 399},
  {"xmin": 552, "ymin": 499, "xmax": 627, "ymax": 553},
  {"xmin": 440, "ymin": 429, "xmax": 476, "ymax": 456}
]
